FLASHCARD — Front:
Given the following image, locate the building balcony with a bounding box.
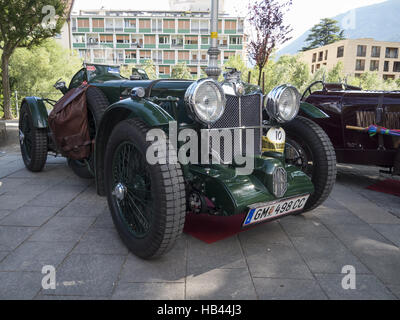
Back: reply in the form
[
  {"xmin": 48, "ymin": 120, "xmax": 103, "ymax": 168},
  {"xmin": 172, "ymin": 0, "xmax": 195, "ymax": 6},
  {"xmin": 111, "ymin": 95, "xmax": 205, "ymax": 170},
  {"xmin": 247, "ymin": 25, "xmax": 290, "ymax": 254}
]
[
  {"xmin": 153, "ymin": 58, "xmax": 163, "ymax": 64},
  {"xmin": 190, "ymin": 59, "xmax": 199, "ymax": 64},
  {"xmin": 184, "ymin": 44, "xmax": 198, "ymax": 49},
  {"xmin": 125, "ymin": 58, "xmax": 137, "ymax": 64},
  {"xmin": 229, "ymin": 45, "xmax": 243, "ymax": 50},
  {"xmin": 200, "ymin": 59, "xmax": 208, "ymax": 65},
  {"xmin": 171, "ymin": 43, "xmax": 183, "ymax": 49},
  {"xmin": 105, "ymin": 27, "xmax": 114, "ymax": 32},
  {"xmin": 99, "ymin": 43, "xmax": 114, "ymax": 48},
  {"xmin": 139, "ymin": 28, "xmax": 151, "ymax": 33},
  {"xmin": 200, "ymin": 29, "xmax": 209, "ymax": 34},
  {"xmin": 224, "ymin": 29, "xmax": 236, "ymax": 34},
  {"xmin": 73, "ymin": 43, "xmax": 86, "ymax": 48},
  {"xmin": 178, "ymin": 29, "xmax": 190, "ymax": 34},
  {"xmin": 131, "ymin": 43, "xmax": 142, "ymax": 48},
  {"xmin": 93, "ymin": 58, "xmax": 105, "ymax": 63},
  {"xmin": 238, "ymin": 29, "xmax": 244, "ymax": 33},
  {"xmin": 159, "ymin": 44, "xmax": 171, "ymax": 49},
  {"xmin": 163, "ymin": 29, "xmax": 175, "ymax": 33},
  {"xmin": 116, "ymin": 43, "xmax": 130, "ymax": 48},
  {"xmin": 163, "ymin": 60, "xmax": 175, "ymax": 64},
  {"xmin": 144, "ymin": 44, "xmax": 156, "ymax": 49},
  {"xmin": 124, "ymin": 28, "xmax": 136, "ymax": 33},
  {"xmin": 115, "ymin": 27, "xmax": 123, "ymax": 32},
  {"xmin": 87, "ymin": 42, "xmax": 100, "ymax": 48},
  {"xmin": 92, "ymin": 28, "xmax": 104, "ymax": 32}
]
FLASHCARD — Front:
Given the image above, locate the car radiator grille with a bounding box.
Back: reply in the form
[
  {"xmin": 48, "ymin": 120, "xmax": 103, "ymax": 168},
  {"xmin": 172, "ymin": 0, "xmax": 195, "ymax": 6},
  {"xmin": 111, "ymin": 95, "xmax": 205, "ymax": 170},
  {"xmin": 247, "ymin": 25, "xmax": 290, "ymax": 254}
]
[{"xmin": 209, "ymin": 94, "xmax": 263, "ymax": 163}]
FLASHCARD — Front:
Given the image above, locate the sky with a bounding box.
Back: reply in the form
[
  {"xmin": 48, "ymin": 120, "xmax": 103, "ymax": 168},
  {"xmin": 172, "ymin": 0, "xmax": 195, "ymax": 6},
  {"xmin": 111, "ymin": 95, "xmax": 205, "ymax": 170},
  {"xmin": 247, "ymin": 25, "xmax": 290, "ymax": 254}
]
[{"xmin": 72, "ymin": 0, "xmax": 388, "ymax": 49}]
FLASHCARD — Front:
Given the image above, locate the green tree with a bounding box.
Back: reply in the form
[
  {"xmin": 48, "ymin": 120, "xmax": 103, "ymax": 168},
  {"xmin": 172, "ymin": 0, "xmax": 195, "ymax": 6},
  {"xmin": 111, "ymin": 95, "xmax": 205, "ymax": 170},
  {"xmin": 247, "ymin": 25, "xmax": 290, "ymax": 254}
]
[
  {"xmin": 171, "ymin": 62, "xmax": 191, "ymax": 79},
  {"xmin": 141, "ymin": 59, "xmax": 157, "ymax": 80},
  {"xmin": 9, "ymin": 39, "xmax": 82, "ymax": 103},
  {"xmin": 302, "ymin": 18, "xmax": 345, "ymax": 51},
  {"xmin": 326, "ymin": 62, "xmax": 344, "ymax": 83},
  {"xmin": 0, "ymin": 0, "xmax": 66, "ymax": 119}
]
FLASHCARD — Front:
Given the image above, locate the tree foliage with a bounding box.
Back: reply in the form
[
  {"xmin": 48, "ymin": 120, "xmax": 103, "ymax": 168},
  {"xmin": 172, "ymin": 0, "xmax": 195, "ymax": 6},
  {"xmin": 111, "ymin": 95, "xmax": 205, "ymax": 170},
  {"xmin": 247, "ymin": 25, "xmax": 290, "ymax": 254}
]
[
  {"xmin": 141, "ymin": 59, "xmax": 157, "ymax": 80},
  {"xmin": 302, "ymin": 18, "xmax": 345, "ymax": 51},
  {"xmin": 247, "ymin": 0, "xmax": 293, "ymax": 86},
  {"xmin": 171, "ymin": 62, "xmax": 191, "ymax": 79},
  {"xmin": 0, "ymin": 0, "xmax": 66, "ymax": 119},
  {"xmin": 9, "ymin": 39, "xmax": 82, "ymax": 101}
]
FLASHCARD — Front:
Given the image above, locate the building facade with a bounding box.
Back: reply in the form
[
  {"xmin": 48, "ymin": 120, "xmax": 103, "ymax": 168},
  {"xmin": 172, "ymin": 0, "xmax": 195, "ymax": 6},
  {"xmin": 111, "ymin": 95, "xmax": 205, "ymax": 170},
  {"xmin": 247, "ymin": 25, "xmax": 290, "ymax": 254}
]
[
  {"xmin": 300, "ymin": 38, "xmax": 400, "ymax": 81},
  {"xmin": 69, "ymin": 7, "xmax": 245, "ymax": 78}
]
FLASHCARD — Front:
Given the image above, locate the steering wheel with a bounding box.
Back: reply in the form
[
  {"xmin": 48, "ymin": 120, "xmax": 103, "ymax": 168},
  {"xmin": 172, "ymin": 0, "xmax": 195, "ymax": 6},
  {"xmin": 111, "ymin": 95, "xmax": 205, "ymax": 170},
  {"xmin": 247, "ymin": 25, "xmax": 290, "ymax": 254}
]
[{"xmin": 301, "ymin": 81, "xmax": 326, "ymax": 101}]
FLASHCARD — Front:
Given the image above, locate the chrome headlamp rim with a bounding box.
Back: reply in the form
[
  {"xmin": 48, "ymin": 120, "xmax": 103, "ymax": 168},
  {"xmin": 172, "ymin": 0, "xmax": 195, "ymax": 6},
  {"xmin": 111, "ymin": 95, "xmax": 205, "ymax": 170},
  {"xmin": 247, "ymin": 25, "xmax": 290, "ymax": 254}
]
[
  {"xmin": 185, "ymin": 78, "xmax": 226, "ymax": 125},
  {"xmin": 265, "ymin": 84, "xmax": 300, "ymax": 123}
]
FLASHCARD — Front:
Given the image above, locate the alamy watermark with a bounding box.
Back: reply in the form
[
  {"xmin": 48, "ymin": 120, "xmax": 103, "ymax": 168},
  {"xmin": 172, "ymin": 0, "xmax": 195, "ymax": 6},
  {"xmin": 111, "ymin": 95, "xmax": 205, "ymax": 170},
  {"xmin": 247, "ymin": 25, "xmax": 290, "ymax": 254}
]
[
  {"xmin": 341, "ymin": 265, "xmax": 356, "ymax": 290},
  {"xmin": 41, "ymin": 5, "xmax": 56, "ymax": 30},
  {"xmin": 146, "ymin": 122, "xmax": 256, "ymax": 175}
]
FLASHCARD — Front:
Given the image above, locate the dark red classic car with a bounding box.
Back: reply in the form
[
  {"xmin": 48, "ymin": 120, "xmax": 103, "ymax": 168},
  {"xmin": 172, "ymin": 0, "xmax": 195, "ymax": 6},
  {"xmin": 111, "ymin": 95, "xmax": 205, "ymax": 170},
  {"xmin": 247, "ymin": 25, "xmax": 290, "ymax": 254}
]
[{"xmin": 300, "ymin": 81, "xmax": 400, "ymax": 175}]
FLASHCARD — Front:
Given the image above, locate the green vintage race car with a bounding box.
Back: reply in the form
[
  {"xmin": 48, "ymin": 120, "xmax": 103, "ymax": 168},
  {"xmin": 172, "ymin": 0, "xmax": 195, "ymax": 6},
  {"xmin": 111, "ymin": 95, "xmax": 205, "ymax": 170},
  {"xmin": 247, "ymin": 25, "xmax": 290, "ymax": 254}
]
[{"xmin": 18, "ymin": 63, "xmax": 336, "ymax": 259}]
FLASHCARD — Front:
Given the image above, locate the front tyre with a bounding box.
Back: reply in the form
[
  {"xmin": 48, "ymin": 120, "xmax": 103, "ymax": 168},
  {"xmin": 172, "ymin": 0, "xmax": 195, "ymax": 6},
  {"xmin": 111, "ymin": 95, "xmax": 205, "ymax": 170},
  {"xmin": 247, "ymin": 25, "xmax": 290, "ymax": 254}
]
[
  {"xmin": 19, "ymin": 103, "xmax": 48, "ymax": 172},
  {"xmin": 104, "ymin": 119, "xmax": 186, "ymax": 259},
  {"xmin": 283, "ymin": 116, "xmax": 337, "ymax": 212}
]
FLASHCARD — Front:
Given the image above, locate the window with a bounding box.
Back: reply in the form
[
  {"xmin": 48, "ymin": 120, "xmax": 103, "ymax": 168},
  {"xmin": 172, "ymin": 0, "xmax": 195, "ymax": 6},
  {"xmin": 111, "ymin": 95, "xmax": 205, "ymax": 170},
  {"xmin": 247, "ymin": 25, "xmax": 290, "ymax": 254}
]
[
  {"xmin": 77, "ymin": 19, "xmax": 89, "ymax": 28},
  {"xmin": 225, "ymin": 20, "xmax": 237, "ymax": 31},
  {"xmin": 386, "ymin": 47, "xmax": 398, "ymax": 58},
  {"xmin": 73, "ymin": 34, "xmax": 85, "ymax": 43},
  {"xmin": 355, "ymin": 59, "xmax": 365, "ymax": 71},
  {"xmin": 139, "ymin": 50, "xmax": 151, "ymax": 59},
  {"xmin": 370, "ymin": 60, "xmax": 379, "ymax": 71},
  {"xmin": 99, "ymin": 35, "xmax": 113, "ymax": 44},
  {"xmin": 178, "ymin": 51, "xmax": 189, "ymax": 60},
  {"xmin": 357, "ymin": 45, "xmax": 367, "ymax": 57},
  {"xmin": 163, "ymin": 51, "xmax": 175, "ymax": 61},
  {"xmin": 131, "ymin": 36, "xmax": 143, "ymax": 47},
  {"xmin": 178, "ymin": 20, "xmax": 190, "ymax": 30},
  {"xmin": 171, "ymin": 36, "xmax": 183, "ymax": 46},
  {"xmin": 383, "ymin": 74, "xmax": 395, "ymax": 80},
  {"xmin": 393, "ymin": 62, "xmax": 400, "ymax": 72},
  {"xmin": 139, "ymin": 19, "xmax": 151, "ymax": 29},
  {"xmin": 371, "ymin": 46, "xmax": 381, "ymax": 58},
  {"xmin": 311, "ymin": 65, "xmax": 315, "ymax": 73},
  {"xmin": 159, "ymin": 36, "xmax": 170, "ymax": 44},
  {"xmin": 201, "ymin": 37, "xmax": 209, "ymax": 45},
  {"xmin": 124, "ymin": 19, "xmax": 136, "ymax": 28},
  {"xmin": 116, "ymin": 35, "xmax": 129, "ymax": 44},
  {"xmin": 384, "ymin": 61, "xmax": 390, "ymax": 72},
  {"xmin": 189, "ymin": 66, "xmax": 198, "ymax": 75},
  {"xmin": 185, "ymin": 36, "xmax": 198, "ymax": 45},
  {"xmin": 355, "ymin": 73, "xmax": 362, "ymax": 78},
  {"xmin": 318, "ymin": 51, "xmax": 323, "ymax": 61},
  {"xmin": 144, "ymin": 35, "xmax": 156, "ymax": 45},
  {"xmin": 69, "ymin": 69, "xmax": 87, "ymax": 89},
  {"xmin": 324, "ymin": 50, "xmax": 328, "ymax": 60},
  {"xmin": 312, "ymin": 53, "xmax": 317, "ymax": 63},
  {"xmin": 224, "ymin": 51, "xmax": 235, "ymax": 60},
  {"xmin": 163, "ymin": 19, "xmax": 175, "ymax": 30},
  {"xmin": 229, "ymin": 36, "xmax": 242, "ymax": 45},
  {"xmin": 92, "ymin": 19, "xmax": 104, "ymax": 28},
  {"xmin": 125, "ymin": 50, "xmax": 137, "ymax": 59},
  {"xmin": 159, "ymin": 66, "xmax": 170, "ymax": 75},
  {"xmin": 191, "ymin": 19, "xmax": 200, "ymax": 33},
  {"xmin": 337, "ymin": 46, "xmax": 344, "ymax": 58}
]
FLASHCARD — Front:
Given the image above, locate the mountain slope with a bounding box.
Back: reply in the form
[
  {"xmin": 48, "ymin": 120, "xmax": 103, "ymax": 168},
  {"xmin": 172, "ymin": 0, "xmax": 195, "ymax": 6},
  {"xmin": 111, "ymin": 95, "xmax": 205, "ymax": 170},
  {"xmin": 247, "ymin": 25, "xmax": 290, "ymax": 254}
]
[{"xmin": 277, "ymin": 0, "xmax": 400, "ymax": 57}]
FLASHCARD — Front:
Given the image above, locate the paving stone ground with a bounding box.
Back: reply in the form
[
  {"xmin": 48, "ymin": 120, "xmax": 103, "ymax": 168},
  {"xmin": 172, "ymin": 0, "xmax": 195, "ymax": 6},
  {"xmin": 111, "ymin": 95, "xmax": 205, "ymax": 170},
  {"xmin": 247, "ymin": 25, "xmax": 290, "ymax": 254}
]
[{"xmin": 0, "ymin": 148, "xmax": 399, "ymax": 300}]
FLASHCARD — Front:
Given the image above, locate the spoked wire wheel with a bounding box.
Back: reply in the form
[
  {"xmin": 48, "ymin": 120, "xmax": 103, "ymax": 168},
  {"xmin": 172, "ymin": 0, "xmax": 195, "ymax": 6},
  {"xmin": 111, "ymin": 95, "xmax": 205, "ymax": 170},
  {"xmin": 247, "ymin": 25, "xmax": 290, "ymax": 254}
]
[
  {"xmin": 19, "ymin": 103, "xmax": 48, "ymax": 172},
  {"xmin": 111, "ymin": 141, "xmax": 153, "ymax": 238},
  {"xmin": 104, "ymin": 119, "xmax": 186, "ymax": 259}
]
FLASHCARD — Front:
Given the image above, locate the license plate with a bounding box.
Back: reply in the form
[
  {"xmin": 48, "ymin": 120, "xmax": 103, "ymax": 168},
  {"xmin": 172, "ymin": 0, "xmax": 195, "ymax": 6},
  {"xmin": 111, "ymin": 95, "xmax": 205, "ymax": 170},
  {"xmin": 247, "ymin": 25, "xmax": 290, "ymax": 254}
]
[{"xmin": 243, "ymin": 194, "xmax": 310, "ymax": 227}]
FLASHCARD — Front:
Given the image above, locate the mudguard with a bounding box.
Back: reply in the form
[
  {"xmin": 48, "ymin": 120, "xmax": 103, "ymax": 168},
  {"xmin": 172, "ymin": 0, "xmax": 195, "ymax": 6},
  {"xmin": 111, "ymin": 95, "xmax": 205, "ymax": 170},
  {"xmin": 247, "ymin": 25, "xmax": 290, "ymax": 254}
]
[
  {"xmin": 300, "ymin": 102, "xmax": 329, "ymax": 119},
  {"xmin": 95, "ymin": 98, "xmax": 175, "ymax": 196},
  {"xmin": 22, "ymin": 97, "xmax": 49, "ymax": 128}
]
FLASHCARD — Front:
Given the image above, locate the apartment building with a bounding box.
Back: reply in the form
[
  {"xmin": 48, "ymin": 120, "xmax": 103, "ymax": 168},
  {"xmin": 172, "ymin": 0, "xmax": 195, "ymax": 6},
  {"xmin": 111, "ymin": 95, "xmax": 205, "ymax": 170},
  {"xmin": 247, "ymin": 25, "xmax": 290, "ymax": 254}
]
[
  {"xmin": 300, "ymin": 38, "xmax": 400, "ymax": 80},
  {"xmin": 69, "ymin": 7, "xmax": 245, "ymax": 78}
]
